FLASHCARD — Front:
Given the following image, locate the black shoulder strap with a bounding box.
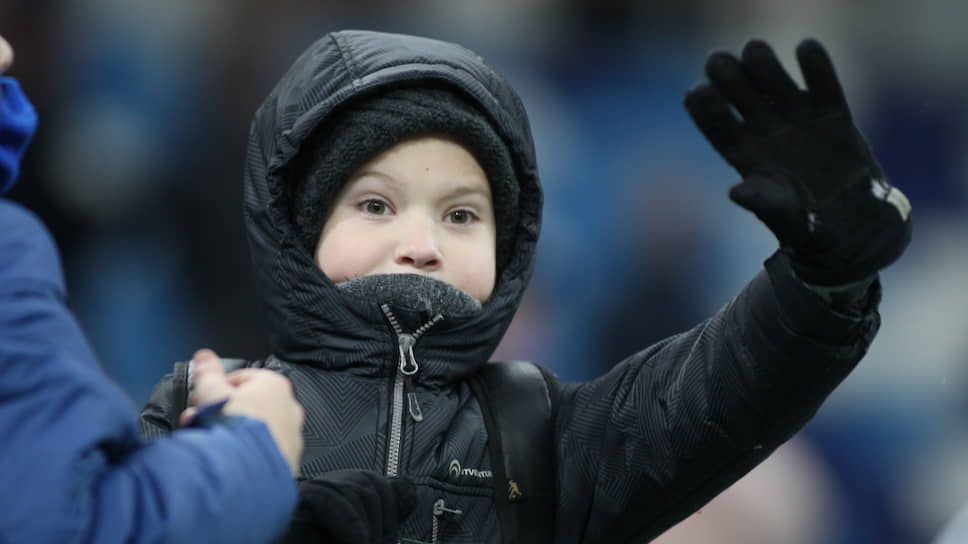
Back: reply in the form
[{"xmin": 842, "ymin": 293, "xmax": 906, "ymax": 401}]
[
  {"xmin": 468, "ymin": 361, "xmax": 560, "ymax": 544},
  {"xmin": 168, "ymin": 358, "xmax": 257, "ymax": 424},
  {"xmin": 168, "ymin": 361, "xmax": 191, "ymax": 430}
]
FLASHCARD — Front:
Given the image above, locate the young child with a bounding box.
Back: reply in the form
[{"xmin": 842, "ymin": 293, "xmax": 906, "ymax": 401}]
[{"xmin": 141, "ymin": 30, "xmax": 911, "ymax": 543}]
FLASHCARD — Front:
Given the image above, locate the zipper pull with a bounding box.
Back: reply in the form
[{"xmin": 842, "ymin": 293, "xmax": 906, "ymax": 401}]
[
  {"xmin": 432, "ymin": 498, "xmax": 462, "ymax": 544},
  {"xmin": 407, "ymin": 391, "xmax": 424, "ymax": 422},
  {"xmin": 398, "ymin": 333, "xmax": 418, "ymax": 375},
  {"xmin": 433, "ymin": 498, "xmax": 463, "ymax": 517}
]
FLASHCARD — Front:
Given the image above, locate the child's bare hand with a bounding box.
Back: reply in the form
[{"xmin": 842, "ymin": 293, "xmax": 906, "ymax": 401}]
[{"xmin": 182, "ymin": 349, "xmax": 305, "ymax": 476}]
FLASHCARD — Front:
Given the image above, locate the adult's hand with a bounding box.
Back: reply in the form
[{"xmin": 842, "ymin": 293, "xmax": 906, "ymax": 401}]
[
  {"xmin": 0, "ymin": 35, "xmax": 12, "ymax": 74},
  {"xmin": 182, "ymin": 349, "xmax": 305, "ymax": 476}
]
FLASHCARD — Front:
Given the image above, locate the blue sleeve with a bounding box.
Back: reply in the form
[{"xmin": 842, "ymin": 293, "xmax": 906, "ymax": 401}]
[
  {"xmin": 0, "ymin": 77, "xmax": 37, "ymax": 195},
  {"xmin": 0, "ymin": 201, "xmax": 298, "ymax": 543}
]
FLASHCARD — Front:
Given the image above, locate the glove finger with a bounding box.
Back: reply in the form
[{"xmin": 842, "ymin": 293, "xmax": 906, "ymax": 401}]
[
  {"xmin": 704, "ymin": 51, "xmax": 781, "ymax": 131},
  {"xmin": 683, "ymin": 83, "xmax": 750, "ymax": 170},
  {"xmin": 332, "ymin": 470, "xmax": 397, "ymax": 541},
  {"xmin": 343, "ymin": 475, "xmax": 384, "ymax": 542},
  {"xmin": 363, "ymin": 473, "xmax": 395, "ymax": 541},
  {"xmin": 368, "ymin": 473, "xmax": 414, "ymax": 542},
  {"xmin": 326, "ymin": 482, "xmax": 374, "ymax": 543},
  {"xmin": 729, "ymin": 174, "xmax": 804, "ymax": 245},
  {"xmin": 740, "ymin": 40, "xmax": 806, "ymax": 120},
  {"xmin": 390, "ymin": 476, "xmax": 418, "ymax": 523},
  {"xmin": 307, "ymin": 490, "xmax": 357, "ymax": 541},
  {"xmin": 277, "ymin": 519, "xmax": 323, "ymax": 543},
  {"xmin": 796, "ymin": 38, "xmax": 849, "ymax": 112}
]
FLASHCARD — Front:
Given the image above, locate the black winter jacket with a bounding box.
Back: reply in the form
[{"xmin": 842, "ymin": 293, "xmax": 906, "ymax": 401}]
[{"xmin": 140, "ymin": 30, "xmax": 881, "ymax": 543}]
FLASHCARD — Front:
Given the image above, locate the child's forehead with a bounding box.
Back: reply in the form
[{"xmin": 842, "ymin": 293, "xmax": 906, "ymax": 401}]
[
  {"xmin": 349, "ymin": 136, "xmax": 489, "ymax": 182},
  {"xmin": 373, "ymin": 135, "xmax": 481, "ymax": 161}
]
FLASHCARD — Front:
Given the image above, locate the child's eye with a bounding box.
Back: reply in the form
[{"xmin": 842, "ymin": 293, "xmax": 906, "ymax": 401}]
[
  {"xmin": 361, "ymin": 199, "xmax": 391, "ymax": 215},
  {"xmin": 447, "ymin": 209, "xmax": 477, "ymax": 225}
]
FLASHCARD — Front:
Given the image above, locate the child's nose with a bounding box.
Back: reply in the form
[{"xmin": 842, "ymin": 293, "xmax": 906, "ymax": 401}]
[{"xmin": 394, "ymin": 219, "xmax": 442, "ymax": 270}]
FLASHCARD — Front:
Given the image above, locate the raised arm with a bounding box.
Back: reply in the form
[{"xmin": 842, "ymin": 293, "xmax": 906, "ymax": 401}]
[{"xmin": 553, "ymin": 38, "xmax": 910, "ymax": 543}]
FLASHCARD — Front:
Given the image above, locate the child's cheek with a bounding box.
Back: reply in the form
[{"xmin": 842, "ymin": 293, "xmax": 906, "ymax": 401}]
[
  {"xmin": 461, "ymin": 254, "xmax": 497, "ymax": 301},
  {"xmin": 316, "ymin": 232, "xmax": 365, "ymax": 282}
]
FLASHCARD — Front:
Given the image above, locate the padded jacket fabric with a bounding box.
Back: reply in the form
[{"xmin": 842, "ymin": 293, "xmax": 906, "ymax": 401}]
[{"xmin": 140, "ymin": 30, "xmax": 882, "ymax": 543}]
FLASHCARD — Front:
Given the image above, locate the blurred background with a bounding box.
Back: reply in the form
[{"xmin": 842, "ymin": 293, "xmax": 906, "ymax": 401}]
[{"xmin": 3, "ymin": 1, "xmax": 968, "ymax": 542}]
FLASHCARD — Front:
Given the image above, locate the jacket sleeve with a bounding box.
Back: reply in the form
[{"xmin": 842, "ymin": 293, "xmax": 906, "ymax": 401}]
[
  {"xmin": 0, "ymin": 201, "xmax": 298, "ymax": 544},
  {"xmin": 139, "ymin": 371, "xmax": 182, "ymax": 438},
  {"xmin": 553, "ymin": 251, "xmax": 880, "ymax": 543}
]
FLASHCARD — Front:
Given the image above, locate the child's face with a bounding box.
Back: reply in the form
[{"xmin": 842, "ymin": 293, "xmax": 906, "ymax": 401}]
[{"xmin": 315, "ymin": 136, "xmax": 497, "ymax": 302}]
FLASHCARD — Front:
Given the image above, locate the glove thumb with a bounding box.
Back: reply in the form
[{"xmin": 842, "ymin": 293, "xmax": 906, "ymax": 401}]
[{"xmin": 729, "ymin": 174, "xmax": 806, "ymax": 248}]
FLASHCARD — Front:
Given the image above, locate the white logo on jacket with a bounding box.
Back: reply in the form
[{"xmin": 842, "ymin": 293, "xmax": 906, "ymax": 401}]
[{"xmin": 449, "ymin": 459, "xmax": 491, "ymax": 480}]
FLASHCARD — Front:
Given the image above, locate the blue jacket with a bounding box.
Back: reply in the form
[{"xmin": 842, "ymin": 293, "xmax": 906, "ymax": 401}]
[{"xmin": 0, "ymin": 77, "xmax": 297, "ymax": 543}]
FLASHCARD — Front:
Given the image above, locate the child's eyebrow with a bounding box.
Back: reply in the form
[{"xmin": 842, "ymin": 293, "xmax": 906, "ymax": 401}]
[
  {"xmin": 440, "ymin": 181, "xmax": 492, "ymax": 201},
  {"xmin": 347, "ymin": 170, "xmax": 398, "ymax": 188},
  {"xmin": 348, "ymin": 169, "xmax": 491, "ymax": 201}
]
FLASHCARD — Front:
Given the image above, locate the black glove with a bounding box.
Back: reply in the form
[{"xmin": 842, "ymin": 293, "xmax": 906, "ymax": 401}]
[
  {"xmin": 277, "ymin": 470, "xmax": 417, "ymax": 544},
  {"xmin": 684, "ymin": 39, "xmax": 912, "ymax": 285}
]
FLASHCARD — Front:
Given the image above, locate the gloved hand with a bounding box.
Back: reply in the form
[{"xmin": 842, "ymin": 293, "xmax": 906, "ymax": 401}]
[
  {"xmin": 684, "ymin": 38, "xmax": 911, "ymax": 285},
  {"xmin": 277, "ymin": 470, "xmax": 417, "ymax": 544}
]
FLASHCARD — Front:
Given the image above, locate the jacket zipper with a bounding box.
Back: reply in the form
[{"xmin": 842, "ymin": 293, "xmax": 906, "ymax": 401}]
[
  {"xmin": 381, "ymin": 304, "xmax": 443, "ymax": 477},
  {"xmin": 407, "ymin": 391, "xmax": 424, "ymax": 422},
  {"xmin": 432, "ymin": 498, "xmax": 463, "ymax": 544}
]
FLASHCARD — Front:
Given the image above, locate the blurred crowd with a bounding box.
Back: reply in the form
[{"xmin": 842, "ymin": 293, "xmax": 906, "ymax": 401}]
[{"xmin": 3, "ymin": 1, "xmax": 968, "ymax": 542}]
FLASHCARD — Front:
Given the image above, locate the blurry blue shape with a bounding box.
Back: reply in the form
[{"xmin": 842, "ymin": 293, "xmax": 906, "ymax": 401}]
[
  {"xmin": 69, "ymin": 225, "xmax": 200, "ymax": 406},
  {"xmin": 866, "ymin": 83, "xmax": 966, "ymax": 213},
  {"xmin": 530, "ymin": 36, "xmax": 742, "ymax": 381},
  {"xmin": 803, "ymin": 406, "xmax": 941, "ymax": 544}
]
